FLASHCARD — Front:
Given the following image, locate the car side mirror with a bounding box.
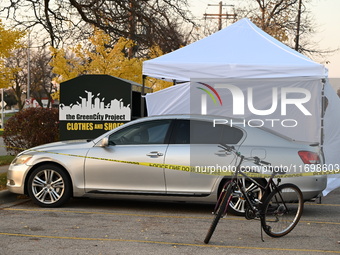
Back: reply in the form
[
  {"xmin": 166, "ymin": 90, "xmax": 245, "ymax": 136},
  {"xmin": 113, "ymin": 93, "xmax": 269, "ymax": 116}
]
[{"xmin": 100, "ymin": 137, "xmax": 109, "ymax": 147}]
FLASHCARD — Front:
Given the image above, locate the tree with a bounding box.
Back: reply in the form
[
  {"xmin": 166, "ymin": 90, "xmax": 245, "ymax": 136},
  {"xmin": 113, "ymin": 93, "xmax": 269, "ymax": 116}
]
[
  {"xmin": 3, "ymin": 89, "xmax": 17, "ymax": 108},
  {"xmin": 0, "ymin": 20, "xmax": 24, "ymax": 58},
  {"xmin": 249, "ymin": 0, "xmax": 298, "ymax": 42},
  {"xmin": 234, "ymin": 0, "xmax": 334, "ymax": 57},
  {"xmin": 4, "ymin": 46, "xmax": 54, "ymax": 109},
  {"xmin": 49, "ymin": 28, "xmax": 172, "ymax": 99},
  {"xmin": 0, "ymin": 0, "xmax": 194, "ymax": 56},
  {"xmin": 0, "ymin": 19, "xmax": 25, "ymax": 88},
  {"xmin": 4, "ymin": 48, "xmax": 27, "ymax": 110},
  {"xmin": 29, "ymin": 48, "xmax": 55, "ymax": 108},
  {"xmin": 50, "ymin": 29, "xmax": 143, "ymax": 83}
]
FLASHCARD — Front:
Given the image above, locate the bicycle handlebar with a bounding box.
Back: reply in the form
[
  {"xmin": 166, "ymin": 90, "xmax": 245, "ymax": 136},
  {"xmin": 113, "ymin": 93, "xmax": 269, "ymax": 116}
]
[
  {"xmin": 219, "ymin": 144, "xmax": 271, "ymax": 166},
  {"xmin": 218, "ymin": 144, "xmax": 235, "ymax": 152}
]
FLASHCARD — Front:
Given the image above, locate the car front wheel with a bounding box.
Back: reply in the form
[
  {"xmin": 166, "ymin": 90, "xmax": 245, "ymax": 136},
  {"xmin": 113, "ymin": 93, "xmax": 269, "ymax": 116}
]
[{"xmin": 27, "ymin": 164, "xmax": 71, "ymax": 207}]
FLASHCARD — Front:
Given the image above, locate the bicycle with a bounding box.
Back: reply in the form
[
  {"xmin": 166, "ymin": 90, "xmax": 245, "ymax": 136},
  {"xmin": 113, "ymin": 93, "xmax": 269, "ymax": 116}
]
[{"xmin": 204, "ymin": 144, "xmax": 304, "ymax": 244}]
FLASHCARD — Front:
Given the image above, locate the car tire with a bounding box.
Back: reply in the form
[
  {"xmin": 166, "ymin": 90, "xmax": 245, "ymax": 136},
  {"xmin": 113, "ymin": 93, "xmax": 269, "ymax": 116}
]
[
  {"xmin": 27, "ymin": 164, "xmax": 72, "ymax": 207},
  {"xmin": 221, "ymin": 178, "xmax": 267, "ymax": 216}
]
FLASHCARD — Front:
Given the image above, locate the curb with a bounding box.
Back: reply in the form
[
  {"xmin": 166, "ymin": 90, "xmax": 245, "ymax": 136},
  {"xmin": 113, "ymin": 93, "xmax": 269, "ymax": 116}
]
[
  {"xmin": 0, "ymin": 189, "xmax": 18, "ymax": 204},
  {"xmin": 0, "ymin": 189, "xmax": 29, "ymax": 208}
]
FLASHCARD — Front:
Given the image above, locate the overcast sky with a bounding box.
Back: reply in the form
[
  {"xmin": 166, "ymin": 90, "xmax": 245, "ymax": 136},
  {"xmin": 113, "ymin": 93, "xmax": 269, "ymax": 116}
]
[{"xmin": 188, "ymin": 0, "xmax": 340, "ymax": 78}]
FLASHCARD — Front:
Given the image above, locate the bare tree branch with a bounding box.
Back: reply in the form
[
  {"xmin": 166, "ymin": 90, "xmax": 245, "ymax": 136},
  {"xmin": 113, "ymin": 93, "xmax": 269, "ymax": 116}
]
[{"xmin": 1, "ymin": 0, "xmax": 194, "ymax": 55}]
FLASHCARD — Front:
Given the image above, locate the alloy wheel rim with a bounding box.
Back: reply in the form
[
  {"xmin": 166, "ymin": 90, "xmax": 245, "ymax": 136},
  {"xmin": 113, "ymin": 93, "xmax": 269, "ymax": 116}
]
[
  {"xmin": 230, "ymin": 180, "xmax": 263, "ymax": 213},
  {"xmin": 31, "ymin": 169, "xmax": 65, "ymax": 204}
]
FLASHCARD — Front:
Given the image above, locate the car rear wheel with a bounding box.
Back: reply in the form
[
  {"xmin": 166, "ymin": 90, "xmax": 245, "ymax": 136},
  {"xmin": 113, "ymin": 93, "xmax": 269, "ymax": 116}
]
[
  {"xmin": 222, "ymin": 178, "xmax": 267, "ymax": 216},
  {"xmin": 27, "ymin": 164, "xmax": 71, "ymax": 207}
]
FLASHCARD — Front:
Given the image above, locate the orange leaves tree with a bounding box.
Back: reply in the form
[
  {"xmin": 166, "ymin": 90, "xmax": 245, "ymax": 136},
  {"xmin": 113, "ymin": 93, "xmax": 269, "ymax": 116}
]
[
  {"xmin": 0, "ymin": 19, "xmax": 25, "ymax": 88},
  {"xmin": 50, "ymin": 28, "xmax": 171, "ymax": 100}
]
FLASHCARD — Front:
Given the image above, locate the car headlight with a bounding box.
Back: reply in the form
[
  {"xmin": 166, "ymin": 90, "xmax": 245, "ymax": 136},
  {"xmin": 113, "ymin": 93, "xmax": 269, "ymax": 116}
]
[{"xmin": 11, "ymin": 154, "xmax": 33, "ymax": 166}]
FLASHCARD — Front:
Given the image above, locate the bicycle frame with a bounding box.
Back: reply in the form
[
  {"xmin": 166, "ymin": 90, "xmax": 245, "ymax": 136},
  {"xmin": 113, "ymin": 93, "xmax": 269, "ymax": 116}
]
[{"xmin": 216, "ymin": 152, "xmax": 283, "ymax": 218}]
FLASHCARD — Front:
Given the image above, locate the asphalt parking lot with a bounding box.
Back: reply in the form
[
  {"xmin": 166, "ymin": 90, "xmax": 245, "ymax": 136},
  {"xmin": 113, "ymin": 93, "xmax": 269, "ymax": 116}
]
[{"xmin": 0, "ymin": 186, "xmax": 339, "ymax": 255}]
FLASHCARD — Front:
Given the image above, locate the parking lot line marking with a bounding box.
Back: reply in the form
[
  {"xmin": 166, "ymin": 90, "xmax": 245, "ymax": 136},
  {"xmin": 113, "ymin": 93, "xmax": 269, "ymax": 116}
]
[
  {"xmin": 0, "ymin": 232, "xmax": 339, "ymax": 254},
  {"xmin": 300, "ymin": 220, "xmax": 340, "ymax": 225},
  {"xmin": 2, "ymin": 208, "xmax": 213, "ymax": 219},
  {"xmin": 3, "ymin": 208, "xmax": 340, "ymax": 226},
  {"xmin": 2, "ymin": 207, "xmax": 245, "ymax": 222},
  {"xmin": 305, "ymin": 203, "xmax": 340, "ymax": 207}
]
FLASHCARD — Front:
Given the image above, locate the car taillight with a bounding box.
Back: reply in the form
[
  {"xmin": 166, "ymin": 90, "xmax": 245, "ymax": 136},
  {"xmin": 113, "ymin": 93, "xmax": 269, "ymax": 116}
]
[{"xmin": 298, "ymin": 151, "xmax": 321, "ymax": 164}]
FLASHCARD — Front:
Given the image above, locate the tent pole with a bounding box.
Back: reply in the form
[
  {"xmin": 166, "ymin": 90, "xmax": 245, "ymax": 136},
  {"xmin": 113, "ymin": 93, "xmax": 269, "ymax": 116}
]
[
  {"xmin": 141, "ymin": 75, "xmax": 146, "ymax": 117},
  {"xmin": 320, "ymin": 78, "xmax": 326, "ymax": 163}
]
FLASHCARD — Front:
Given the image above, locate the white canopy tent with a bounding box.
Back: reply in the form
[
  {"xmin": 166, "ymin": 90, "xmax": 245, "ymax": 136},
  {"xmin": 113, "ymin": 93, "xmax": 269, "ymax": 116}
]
[
  {"xmin": 142, "ymin": 18, "xmax": 340, "ymax": 195},
  {"xmin": 143, "ymin": 18, "xmax": 326, "ymax": 81}
]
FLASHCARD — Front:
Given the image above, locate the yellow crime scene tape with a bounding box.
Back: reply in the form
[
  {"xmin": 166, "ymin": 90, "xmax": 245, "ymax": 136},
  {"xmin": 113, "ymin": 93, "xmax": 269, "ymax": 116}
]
[{"xmin": 2, "ymin": 145, "xmax": 340, "ymax": 178}]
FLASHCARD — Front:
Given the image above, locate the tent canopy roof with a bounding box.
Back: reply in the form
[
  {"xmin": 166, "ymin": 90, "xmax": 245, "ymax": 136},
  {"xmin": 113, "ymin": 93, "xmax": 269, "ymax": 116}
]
[{"xmin": 143, "ymin": 18, "xmax": 326, "ymax": 81}]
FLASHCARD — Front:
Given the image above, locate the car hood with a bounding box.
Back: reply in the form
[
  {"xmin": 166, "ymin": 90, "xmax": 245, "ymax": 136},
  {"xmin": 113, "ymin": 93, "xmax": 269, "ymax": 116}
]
[{"xmin": 22, "ymin": 139, "xmax": 95, "ymax": 154}]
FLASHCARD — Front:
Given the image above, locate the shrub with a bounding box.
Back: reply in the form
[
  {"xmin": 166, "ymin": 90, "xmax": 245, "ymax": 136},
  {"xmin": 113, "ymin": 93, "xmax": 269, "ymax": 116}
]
[{"xmin": 3, "ymin": 108, "xmax": 59, "ymax": 155}]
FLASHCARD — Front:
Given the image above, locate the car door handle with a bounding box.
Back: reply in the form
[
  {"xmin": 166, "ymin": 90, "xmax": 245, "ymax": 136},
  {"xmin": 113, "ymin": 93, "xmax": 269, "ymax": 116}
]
[
  {"xmin": 146, "ymin": 151, "xmax": 164, "ymax": 157},
  {"xmin": 215, "ymin": 150, "xmax": 230, "ymax": 156}
]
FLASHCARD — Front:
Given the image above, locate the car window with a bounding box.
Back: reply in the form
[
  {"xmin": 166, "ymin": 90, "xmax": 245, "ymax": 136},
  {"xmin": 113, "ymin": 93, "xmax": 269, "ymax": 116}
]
[
  {"xmin": 172, "ymin": 119, "xmax": 243, "ymax": 144},
  {"xmin": 108, "ymin": 119, "xmax": 172, "ymax": 145}
]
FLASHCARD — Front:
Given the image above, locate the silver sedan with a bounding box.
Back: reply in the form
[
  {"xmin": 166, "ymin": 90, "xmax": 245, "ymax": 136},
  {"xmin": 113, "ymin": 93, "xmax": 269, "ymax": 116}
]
[{"xmin": 7, "ymin": 115, "xmax": 326, "ymax": 213}]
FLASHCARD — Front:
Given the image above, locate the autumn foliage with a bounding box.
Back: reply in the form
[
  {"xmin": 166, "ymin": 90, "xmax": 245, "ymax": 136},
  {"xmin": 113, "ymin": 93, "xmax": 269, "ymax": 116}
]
[
  {"xmin": 0, "ymin": 19, "xmax": 25, "ymax": 88},
  {"xmin": 49, "ymin": 28, "xmax": 172, "ymax": 100}
]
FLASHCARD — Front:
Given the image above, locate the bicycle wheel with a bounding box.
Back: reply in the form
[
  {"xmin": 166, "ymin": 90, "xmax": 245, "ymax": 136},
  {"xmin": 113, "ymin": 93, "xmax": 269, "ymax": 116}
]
[
  {"xmin": 204, "ymin": 182, "xmax": 233, "ymax": 244},
  {"xmin": 261, "ymin": 183, "xmax": 303, "ymax": 237}
]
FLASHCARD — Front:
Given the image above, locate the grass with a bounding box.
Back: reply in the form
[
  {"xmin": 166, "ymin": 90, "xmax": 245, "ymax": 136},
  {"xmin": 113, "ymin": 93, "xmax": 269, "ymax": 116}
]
[
  {"xmin": 0, "ymin": 155, "xmax": 15, "ymax": 191},
  {"xmin": 0, "ymin": 155, "xmax": 15, "ymax": 165}
]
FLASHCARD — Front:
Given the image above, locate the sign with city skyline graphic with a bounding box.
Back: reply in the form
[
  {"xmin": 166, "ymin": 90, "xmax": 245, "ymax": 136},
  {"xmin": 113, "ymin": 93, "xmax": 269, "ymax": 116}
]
[{"xmin": 59, "ymin": 75, "xmax": 132, "ymax": 140}]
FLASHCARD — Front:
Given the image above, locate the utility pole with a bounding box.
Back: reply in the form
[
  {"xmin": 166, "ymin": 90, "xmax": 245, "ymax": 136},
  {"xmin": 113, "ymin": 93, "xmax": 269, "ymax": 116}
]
[
  {"xmin": 295, "ymin": 0, "xmax": 302, "ymax": 51},
  {"xmin": 204, "ymin": 1, "xmax": 237, "ymax": 30},
  {"xmin": 27, "ymin": 31, "xmax": 31, "ymax": 104}
]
